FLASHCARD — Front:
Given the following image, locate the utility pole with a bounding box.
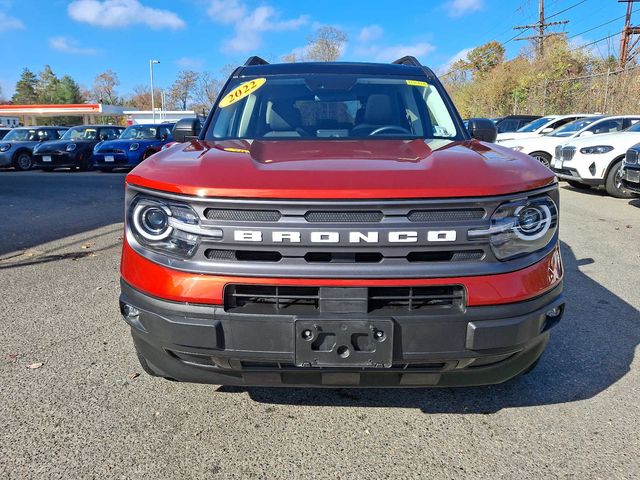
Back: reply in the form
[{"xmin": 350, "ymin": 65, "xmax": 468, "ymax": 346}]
[
  {"xmin": 619, "ymin": 0, "xmax": 640, "ymax": 67},
  {"xmin": 514, "ymin": 0, "xmax": 569, "ymax": 57}
]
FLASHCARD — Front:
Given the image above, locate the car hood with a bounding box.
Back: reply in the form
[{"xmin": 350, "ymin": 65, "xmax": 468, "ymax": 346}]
[
  {"xmin": 126, "ymin": 139, "xmax": 556, "ymax": 199},
  {"xmin": 496, "ymin": 132, "xmax": 542, "ymax": 142},
  {"xmin": 98, "ymin": 139, "xmax": 159, "ymax": 150},
  {"xmin": 36, "ymin": 140, "xmax": 93, "ymax": 152}
]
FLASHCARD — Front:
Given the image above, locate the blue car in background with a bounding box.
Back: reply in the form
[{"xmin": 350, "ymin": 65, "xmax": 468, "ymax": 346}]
[{"xmin": 93, "ymin": 123, "xmax": 175, "ymax": 172}]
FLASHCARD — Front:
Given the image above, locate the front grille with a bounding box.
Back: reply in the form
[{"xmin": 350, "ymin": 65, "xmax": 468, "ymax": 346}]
[
  {"xmin": 204, "ymin": 249, "xmax": 484, "ymax": 264},
  {"xmin": 224, "ymin": 284, "xmax": 465, "ymax": 316},
  {"xmin": 560, "ymin": 147, "xmax": 576, "ymax": 161},
  {"xmin": 626, "ymin": 149, "xmax": 639, "ymax": 165},
  {"xmin": 305, "ymin": 210, "xmax": 383, "ymax": 223},
  {"xmin": 204, "ymin": 208, "xmax": 281, "ymax": 222},
  {"xmin": 99, "ymin": 148, "xmax": 125, "ymax": 154},
  {"xmin": 407, "ymin": 208, "xmax": 485, "ymax": 222}
]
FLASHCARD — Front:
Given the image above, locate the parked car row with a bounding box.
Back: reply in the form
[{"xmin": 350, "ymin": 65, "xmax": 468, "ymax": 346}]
[
  {"xmin": 0, "ymin": 123, "xmax": 175, "ymax": 172},
  {"xmin": 495, "ymin": 114, "xmax": 640, "ymax": 198}
]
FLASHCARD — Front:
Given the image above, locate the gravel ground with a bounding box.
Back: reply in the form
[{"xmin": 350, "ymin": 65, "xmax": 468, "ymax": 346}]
[{"xmin": 1, "ymin": 171, "xmax": 638, "ymax": 479}]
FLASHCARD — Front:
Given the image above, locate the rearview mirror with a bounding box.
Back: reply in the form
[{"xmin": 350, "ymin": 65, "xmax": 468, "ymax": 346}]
[
  {"xmin": 173, "ymin": 118, "xmax": 202, "ymax": 143},
  {"xmin": 466, "ymin": 118, "xmax": 498, "ymax": 143}
]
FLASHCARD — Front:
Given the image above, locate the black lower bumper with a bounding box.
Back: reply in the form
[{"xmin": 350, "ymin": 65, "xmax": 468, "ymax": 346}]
[
  {"xmin": 33, "ymin": 153, "xmax": 80, "ymax": 168},
  {"xmin": 120, "ymin": 281, "xmax": 564, "ymax": 387},
  {"xmin": 623, "ymin": 164, "xmax": 640, "ymax": 193}
]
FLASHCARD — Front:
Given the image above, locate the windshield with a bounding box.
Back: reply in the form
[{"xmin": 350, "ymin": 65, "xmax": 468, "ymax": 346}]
[
  {"xmin": 549, "ymin": 117, "xmax": 601, "ymax": 137},
  {"xmin": 62, "ymin": 127, "xmax": 98, "ymax": 141},
  {"xmin": 121, "ymin": 126, "xmax": 158, "ymax": 140},
  {"xmin": 4, "ymin": 129, "xmax": 38, "ymax": 141},
  {"xmin": 626, "ymin": 121, "xmax": 640, "ymax": 133},
  {"xmin": 207, "ymin": 74, "xmax": 461, "ymax": 140},
  {"xmin": 516, "ymin": 117, "xmax": 555, "ymax": 133}
]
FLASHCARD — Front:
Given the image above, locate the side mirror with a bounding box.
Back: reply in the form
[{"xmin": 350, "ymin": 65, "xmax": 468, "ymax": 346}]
[
  {"xmin": 173, "ymin": 118, "xmax": 202, "ymax": 143},
  {"xmin": 467, "ymin": 118, "xmax": 498, "ymax": 143},
  {"xmin": 541, "ymin": 127, "xmax": 554, "ymax": 134}
]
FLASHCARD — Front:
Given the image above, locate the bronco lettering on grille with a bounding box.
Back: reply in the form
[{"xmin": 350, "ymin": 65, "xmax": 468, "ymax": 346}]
[{"xmin": 233, "ymin": 230, "xmax": 457, "ymax": 243}]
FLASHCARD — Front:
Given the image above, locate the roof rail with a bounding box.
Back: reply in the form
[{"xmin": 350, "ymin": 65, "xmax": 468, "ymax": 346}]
[
  {"xmin": 244, "ymin": 56, "xmax": 269, "ymax": 66},
  {"xmin": 392, "ymin": 56, "xmax": 422, "ymax": 67}
]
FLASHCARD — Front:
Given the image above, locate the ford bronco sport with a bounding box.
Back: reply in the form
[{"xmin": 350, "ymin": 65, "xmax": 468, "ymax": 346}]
[{"xmin": 119, "ymin": 56, "xmax": 564, "ymax": 387}]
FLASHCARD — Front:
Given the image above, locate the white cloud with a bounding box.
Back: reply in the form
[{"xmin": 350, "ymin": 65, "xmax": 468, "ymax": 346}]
[
  {"xmin": 357, "ymin": 42, "xmax": 436, "ymax": 62},
  {"xmin": 438, "ymin": 47, "xmax": 473, "ymax": 73},
  {"xmin": 444, "ymin": 0, "xmax": 484, "ymax": 18},
  {"xmin": 49, "ymin": 36, "xmax": 98, "ymax": 55},
  {"xmin": 207, "ymin": 0, "xmax": 309, "ymax": 53},
  {"xmin": 176, "ymin": 57, "xmax": 204, "ymax": 69},
  {"xmin": 68, "ymin": 0, "xmax": 186, "ymax": 29},
  {"xmin": 0, "ymin": 12, "xmax": 24, "ymax": 31},
  {"xmin": 358, "ymin": 24, "xmax": 383, "ymax": 43}
]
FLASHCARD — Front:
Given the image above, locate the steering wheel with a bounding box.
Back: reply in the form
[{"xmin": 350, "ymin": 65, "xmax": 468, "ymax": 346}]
[{"xmin": 368, "ymin": 125, "xmax": 412, "ymax": 136}]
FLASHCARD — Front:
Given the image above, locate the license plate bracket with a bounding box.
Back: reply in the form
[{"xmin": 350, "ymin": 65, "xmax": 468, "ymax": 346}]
[
  {"xmin": 43, "ymin": 156, "xmax": 51, "ymax": 162},
  {"xmin": 105, "ymin": 155, "xmax": 114, "ymax": 162},
  {"xmin": 294, "ymin": 319, "xmax": 393, "ymax": 368}
]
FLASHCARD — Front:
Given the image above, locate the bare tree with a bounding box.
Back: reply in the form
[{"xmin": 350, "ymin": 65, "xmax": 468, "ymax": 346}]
[
  {"xmin": 191, "ymin": 72, "xmax": 223, "ymax": 115},
  {"xmin": 169, "ymin": 70, "xmax": 199, "ymax": 110},
  {"xmin": 91, "ymin": 69, "xmax": 120, "ymax": 104},
  {"xmin": 305, "ymin": 26, "xmax": 347, "ymax": 62}
]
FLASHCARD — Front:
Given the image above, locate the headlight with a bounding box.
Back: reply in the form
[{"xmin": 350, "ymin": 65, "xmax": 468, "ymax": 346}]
[
  {"xmin": 128, "ymin": 196, "xmax": 221, "ymax": 259},
  {"xmin": 0, "ymin": 143, "xmax": 11, "ymax": 152},
  {"xmin": 579, "ymin": 145, "xmax": 613, "ymax": 154},
  {"xmin": 469, "ymin": 196, "xmax": 558, "ymax": 261},
  {"xmin": 66, "ymin": 143, "xmax": 77, "ymax": 152},
  {"xmin": 625, "ymin": 149, "xmax": 639, "ymax": 165},
  {"xmin": 511, "ymin": 146, "xmax": 524, "ymax": 152},
  {"xmin": 130, "ymin": 143, "xmax": 139, "ymax": 151}
]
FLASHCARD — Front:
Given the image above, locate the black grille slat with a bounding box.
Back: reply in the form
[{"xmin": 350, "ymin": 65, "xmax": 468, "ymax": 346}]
[
  {"xmin": 305, "ymin": 211, "xmax": 384, "ymax": 223},
  {"xmin": 204, "ymin": 208, "xmax": 281, "ymax": 222},
  {"xmin": 408, "ymin": 208, "xmax": 485, "ymax": 222},
  {"xmin": 225, "ymin": 285, "xmax": 465, "ymax": 315}
]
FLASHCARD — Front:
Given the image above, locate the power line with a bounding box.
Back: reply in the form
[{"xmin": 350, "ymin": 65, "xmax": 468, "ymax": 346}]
[
  {"xmin": 513, "ymin": 0, "xmax": 570, "ymax": 56},
  {"xmin": 567, "ymin": 10, "xmax": 636, "ymax": 39}
]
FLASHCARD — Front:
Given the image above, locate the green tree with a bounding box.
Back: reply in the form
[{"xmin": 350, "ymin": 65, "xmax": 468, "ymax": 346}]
[
  {"xmin": 462, "ymin": 41, "xmax": 505, "ymax": 79},
  {"xmin": 54, "ymin": 75, "xmax": 83, "ymax": 104},
  {"xmin": 12, "ymin": 68, "xmax": 38, "ymax": 104},
  {"xmin": 35, "ymin": 65, "xmax": 60, "ymax": 103}
]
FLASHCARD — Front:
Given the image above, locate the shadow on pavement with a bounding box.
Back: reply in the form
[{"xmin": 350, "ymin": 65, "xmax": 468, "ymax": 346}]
[
  {"xmin": 233, "ymin": 241, "xmax": 639, "ymax": 413},
  {"xmin": 0, "ymin": 172, "xmax": 126, "ymax": 256}
]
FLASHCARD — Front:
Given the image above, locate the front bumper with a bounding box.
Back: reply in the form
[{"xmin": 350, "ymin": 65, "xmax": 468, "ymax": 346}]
[
  {"xmin": 0, "ymin": 151, "xmax": 14, "ymax": 166},
  {"xmin": 551, "ymin": 153, "xmax": 610, "ymax": 185},
  {"xmin": 120, "ymin": 281, "xmax": 564, "ymax": 387},
  {"xmin": 93, "ymin": 152, "xmax": 139, "ymax": 167},
  {"xmin": 622, "ymin": 164, "xmax": 640, "ymax": 193},
  {"xmin": 33, "ymin": 152, "xmax": 81, "ymax": 168}
]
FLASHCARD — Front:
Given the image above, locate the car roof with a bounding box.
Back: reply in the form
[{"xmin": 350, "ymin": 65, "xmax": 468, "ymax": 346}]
[
  {"xmin": 237, "ymin": 61, "xmax": 430, "ymax": 79},
  {"xmin": 129, "ymin": 123, "xmax": 174, "ymax": 127},
  {"xmin": 68, "ymin": 124, "xmax": 123, "ymax": 128},
  {"xmin": 13, "ymin": 125, "xmax": 68, "ymax": 129}
]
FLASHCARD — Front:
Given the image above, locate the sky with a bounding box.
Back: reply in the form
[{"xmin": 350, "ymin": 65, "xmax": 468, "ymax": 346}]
[{"xmin": 0, "ymin": 0, "xmax": 633, "ymax": 99}]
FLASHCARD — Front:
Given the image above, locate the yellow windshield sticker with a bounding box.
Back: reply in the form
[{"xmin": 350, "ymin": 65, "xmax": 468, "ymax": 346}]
[
  {"xmin": 219, "ymin": 78, "xmax": 267, "ymax": 108},
  {"xmin": 223, "ymin": 147, "xmax": 250, "ymax": 153},
  {"xmin": 406, "ymin": 79, "xmax": 429, "ymax": 87}
]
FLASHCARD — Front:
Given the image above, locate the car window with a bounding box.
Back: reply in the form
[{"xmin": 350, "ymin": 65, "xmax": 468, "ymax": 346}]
[
  {"xmin": 121, "ymin": 126, "xmax": 158, "ymax": 140},
  {"xmin": 208, "ymin": 74, "xmax": 461, "ymax": 140},
  {"xmin": 549, "ymin": 117, "xmax": 578, "ymax": 130},
  {"xmin": 57, "ymin": 129, "xmax": 68, "ymax": 138},
  {"xmin": 99, "ymin": 127, "xmax": 120, "ymax": 140},
  {"xmin": 623, "ymin": 118, "xmax": 640, "ymax": 129},
  {"xmin": 62, "ymin": 127, "xmax": 98, "ymax": 140},
  {"xmin": 586, "ymin": 119, "xmax": 624, "ymax": 134},
  {"xmin": 516, "ymin": 116, "xmax": 555, "ymax": 132},
  {"xmin": 158, "ymin": 126, "xmax": 172, "ymax": 139},
  {"xmin": 496, "ymin": 119, "xmax": 519, "ymax": 133},
  {"xmin": 37, "ymin": 130, "xmax": 52, "ymax": 141},
  {"xmin": 549, "ymin": 117, "xmax": 602, "ymax": 137},
  {"xmin": 3, "ymin": 129, "xmax": 38, "ymax": 141}
]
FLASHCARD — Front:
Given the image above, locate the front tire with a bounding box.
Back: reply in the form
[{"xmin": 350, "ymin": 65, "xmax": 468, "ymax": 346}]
[
  {"xmin": 14, "ymin": 152, "xmax": 33, "ymax": 171},
  {"xmin": 605, "ymin": 160, "xmax": 636, "ymax": 198},
  {"xmin": 78, "ymin": 153, "xmax": 93, "ymax": 172},
  {"xmin": 567, "ymin": 180, "xmax": 591, "ymax": 190},
  {"xmin": 530, "ymin": 151, "xmax": 551, "ymax": 167}
]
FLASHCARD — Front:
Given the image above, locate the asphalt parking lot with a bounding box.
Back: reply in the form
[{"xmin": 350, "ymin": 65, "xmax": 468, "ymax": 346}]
[{"xmin": 1, "ymin": 171, "xmax": 639, "ymax": 479}]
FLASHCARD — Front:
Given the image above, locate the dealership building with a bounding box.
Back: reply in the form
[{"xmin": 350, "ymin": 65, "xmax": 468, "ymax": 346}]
[{"xmin": 0, "ymin": 104, "xmax": 197, "ymax": 126}]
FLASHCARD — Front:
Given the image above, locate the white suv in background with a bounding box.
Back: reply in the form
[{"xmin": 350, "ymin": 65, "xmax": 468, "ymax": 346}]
[
  {"xmin": 495, "ymin": 114, "xmax": 593, "ymax": 143},
  {"xmin": 551, "ymin": 121, "xmax": 640, "ymax": 198},
  {"xmin": 499, "ymin": 115, "xmax": 640, "ymax": 167}
]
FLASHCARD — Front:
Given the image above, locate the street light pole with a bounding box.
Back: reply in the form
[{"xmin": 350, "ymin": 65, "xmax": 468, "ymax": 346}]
[{"xmin": 149, "ymin": 59, "xmax": 160, "ymax": 123}]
